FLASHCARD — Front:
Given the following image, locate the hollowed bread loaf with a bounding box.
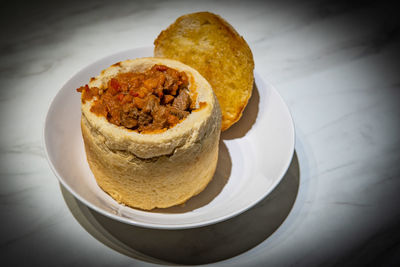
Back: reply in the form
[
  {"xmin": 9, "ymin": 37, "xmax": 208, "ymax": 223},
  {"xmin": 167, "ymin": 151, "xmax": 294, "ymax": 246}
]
[{"xmin": 80, "ymin": 57, "xmax": 221, "ymax": 210}]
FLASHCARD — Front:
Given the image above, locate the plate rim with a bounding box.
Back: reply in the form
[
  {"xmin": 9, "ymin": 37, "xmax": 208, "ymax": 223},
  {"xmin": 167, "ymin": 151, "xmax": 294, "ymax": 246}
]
[{"xmin": 43, "ymin": 47, "xmax": 296, "ymax": 229}]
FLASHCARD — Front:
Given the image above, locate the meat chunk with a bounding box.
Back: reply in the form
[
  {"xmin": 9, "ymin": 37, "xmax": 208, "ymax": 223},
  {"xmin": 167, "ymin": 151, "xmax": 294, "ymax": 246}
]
[
  {"xmin": 137, "ymin": 111, "xmax": 153, "ymax": 131},
  {"xmin": 172, "ymin": 89, "xmax": 191, "ymax": 111},
  {"xmin": 121, "ymin": 116, "xmax": 138, "ymax": 128},
  {"xmin": 163, "ymin": 68, "xmax": 181, "ymax": 95},
  {"xmin": 168, "ymin": 106, "xmax": 189, "ymax": 120},
  {"xmin": 120, "ymin": 106, "xmax": 139, "ymax": 129},
  {"xmin": 142, "ymin": 95, "xmax": 160, "ymax": 114},
  {"xmin": 151, "ymin": 105, "xmax": 169, "ymax": 130}
]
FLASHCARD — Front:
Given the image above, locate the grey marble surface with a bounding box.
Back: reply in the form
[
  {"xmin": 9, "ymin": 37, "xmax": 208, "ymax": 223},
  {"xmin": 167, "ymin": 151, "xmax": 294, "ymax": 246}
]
[{"xmin": 1, "ymin": 0, "xmax": 400, "ymax": 266}]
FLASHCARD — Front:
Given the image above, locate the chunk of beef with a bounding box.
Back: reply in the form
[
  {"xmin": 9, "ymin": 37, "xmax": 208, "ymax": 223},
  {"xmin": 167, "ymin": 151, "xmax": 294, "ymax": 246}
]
[
  {"xmin": 151, "ymin": 105, "xmax": 168, "ymax": 130},
  {"xmin": 167, "ymin": 106, "xmax": 189, "ymax": 120},
  {"xmin": 120, "ymin": 106, "xmax": 139, "ymax": 129},
  {"xmin": 121, "ymin": 116, "xmax": 138, "ymax": 128},
  {"xmin": 142, "ymin": 95, "xmax": 160, "ymax": 114},
  {"xmin": 172, "ymin": 89, "xmax": 191, "ymax": 111},
  {"xmin": 137, "ymin": 111, "xmax": 153, "ymax": 131},
  {"xmin": 163, "ymin": 68, "xmax": 181, "ymax": 95}
]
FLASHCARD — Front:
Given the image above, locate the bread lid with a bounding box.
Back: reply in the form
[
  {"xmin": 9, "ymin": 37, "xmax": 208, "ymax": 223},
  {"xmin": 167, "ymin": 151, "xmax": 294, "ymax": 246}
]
[{"xmin": 154, "ymin": 12, "xmax": 254, "ymax": 131}]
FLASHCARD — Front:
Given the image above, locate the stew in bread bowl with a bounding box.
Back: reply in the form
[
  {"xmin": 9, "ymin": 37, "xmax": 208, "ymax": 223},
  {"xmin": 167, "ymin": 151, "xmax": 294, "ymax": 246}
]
[{"xmin": 77, "ymin": 57, "xmax": 221, "ymax": 210}]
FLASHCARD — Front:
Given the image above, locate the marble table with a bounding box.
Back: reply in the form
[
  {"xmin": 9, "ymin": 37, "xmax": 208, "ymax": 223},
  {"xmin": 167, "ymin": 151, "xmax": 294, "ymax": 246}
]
[{"xmin": 1, "ymin": 0, "xmax": 399, "ymax": 266}]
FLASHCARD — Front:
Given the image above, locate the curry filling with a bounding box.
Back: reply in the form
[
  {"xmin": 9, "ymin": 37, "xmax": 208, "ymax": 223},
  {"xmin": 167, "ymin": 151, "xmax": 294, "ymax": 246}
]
[{"xmin": 77, "ymin": 64, "xmax": 193, "ymax": 133}]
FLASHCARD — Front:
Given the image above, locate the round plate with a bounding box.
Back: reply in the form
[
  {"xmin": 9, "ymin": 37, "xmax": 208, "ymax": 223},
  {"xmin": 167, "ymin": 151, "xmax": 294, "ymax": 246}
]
[{"xmin": 43, "ymin": 47, "xmax": 295, "ymax": 229}]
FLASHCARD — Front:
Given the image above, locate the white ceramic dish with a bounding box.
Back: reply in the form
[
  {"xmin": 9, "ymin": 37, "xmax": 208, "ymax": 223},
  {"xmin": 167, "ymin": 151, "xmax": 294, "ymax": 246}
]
[{"xmin": 43, "ymin": 47, "xmax": 295, "ymax": 229}]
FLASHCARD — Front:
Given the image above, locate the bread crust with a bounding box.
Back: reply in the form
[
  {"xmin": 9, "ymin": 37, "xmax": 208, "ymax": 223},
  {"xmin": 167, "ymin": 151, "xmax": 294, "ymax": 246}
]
[
  {"xmin": 80, "ymin": 57, "xmax": 221, "ymax": 210},
  {"xmin": 154, "ymin": 12, "xmax": 254, "ymax": 131}
]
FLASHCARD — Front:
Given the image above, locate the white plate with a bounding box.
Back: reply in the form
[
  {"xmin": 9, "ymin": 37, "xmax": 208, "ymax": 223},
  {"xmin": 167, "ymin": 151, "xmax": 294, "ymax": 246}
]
[{"xmin": 44, "ymin": 47, "xmax": 295, "ymax": 229}]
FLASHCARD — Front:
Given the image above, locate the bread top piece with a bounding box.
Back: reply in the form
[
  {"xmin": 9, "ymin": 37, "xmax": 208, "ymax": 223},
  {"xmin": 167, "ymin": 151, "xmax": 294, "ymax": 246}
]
[{"xmin": 154, "ymin": 12, "xmax": 254, "ymax": 131}]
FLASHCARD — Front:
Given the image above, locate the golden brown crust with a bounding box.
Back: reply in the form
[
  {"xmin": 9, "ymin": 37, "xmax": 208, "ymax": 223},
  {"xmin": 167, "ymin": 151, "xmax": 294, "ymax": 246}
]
[
  {"xmin": 154, "ymin": 12, "xmax": 254, "ymax": 131},
  {"xmin": 80, "ymin": 57, "xmax": 222, "ymax": 210},
  {"xmin": 81, "ymin": 114, "xmax": 219, "ymax": 210}
]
